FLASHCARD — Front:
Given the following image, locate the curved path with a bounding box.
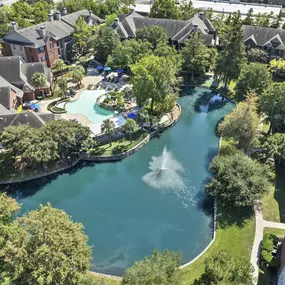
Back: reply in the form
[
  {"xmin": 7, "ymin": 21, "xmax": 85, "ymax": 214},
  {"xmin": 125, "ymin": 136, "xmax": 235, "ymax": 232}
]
[{"xmin": 251, "ymin": 206, "xmax": 285, "ymax": 284}]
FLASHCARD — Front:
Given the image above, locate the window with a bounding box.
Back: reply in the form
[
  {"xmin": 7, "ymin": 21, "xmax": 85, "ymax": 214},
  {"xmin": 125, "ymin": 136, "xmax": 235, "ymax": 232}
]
[
  {"xmin": 29, "ymin": 48, "xmax": 32, "ymax": 52},
  {"xmin": 31, "ymin": 56, "xmax": 34, "ymax": 62},
  {"xmin": 39, "ymin": 46, "xmax": 44, "ymax": 53},
  {"xmin": 52, "ymin": 51, "xmax": 55, "ymax": 57},
  {"xmin": 41, "ymin": 55, "xmax": 46, "ymax": 61},
  {"xmin": 20, "ymin": 46, "xmax": 23, "ymax": 51},
  {"xmin": 12, "ymin": 45, "xmax": 16, "ymax": 50},
  {"xmin": 50, "ymin": 43, "xmax": 54, "ymax": 49}
]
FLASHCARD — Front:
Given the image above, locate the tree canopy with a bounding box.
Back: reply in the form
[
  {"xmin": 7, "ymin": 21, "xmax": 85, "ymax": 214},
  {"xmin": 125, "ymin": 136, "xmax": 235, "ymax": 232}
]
[
  {"xmin": 263, "ymin": 133, "xmax": 285, "ymax": 164},
  {"xmin": 122, "ymin": 250, "xmax": 182, "ymax": 285},
  {"xmin": 181, "ymin": 31, "xmax": 210, "ymax": 80},
  {"xmin": 93, "ymin": 26, "xmax": 120, "ymax": 62},
  {"xmin": 136, "ymin": 26, "xmax": 168, "ymax": 49},
  {"xmin": 215, "ymin": 12, "xmax": 246, "ymax": 88},
  {"xmin": 149, "ymin": 0, "xmax": 180, "ymax": 19},
  {"xmin": 235, "ymin": 63, "xmax": 272, "ymax": 99},
  {"xmin": 4, "ymin": 203, "xmax": 91, "ymax": 285},
  {"xmin": 260, "ymin": 82, "xmax": 285, "ymax": 133},
  {"xmin": 219, "ymin": 93, "xmax": 259, "ymax": 149},
  {"xmin": 194, "ymin": 250, "xmax": 253, "ymax": 285},
  {"xmin": 206, "ymin": 151, "xmax": 272, "ymax": 208},
  {"xmin": 131, "ymin": 55, "xmax": 178, "ymax": 114}
]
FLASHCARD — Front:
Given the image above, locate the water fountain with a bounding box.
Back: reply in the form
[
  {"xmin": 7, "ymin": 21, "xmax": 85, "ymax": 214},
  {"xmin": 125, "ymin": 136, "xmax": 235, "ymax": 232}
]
[{"xmin": 143, "ymin": 147, "xmax": 185, "ymax": 190}]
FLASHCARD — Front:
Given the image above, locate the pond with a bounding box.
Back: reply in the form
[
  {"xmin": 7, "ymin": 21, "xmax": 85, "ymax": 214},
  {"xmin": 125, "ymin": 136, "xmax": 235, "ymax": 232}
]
[{"xmin": 10, "ymin": 87, "xmax": 234, "ymax": 276}]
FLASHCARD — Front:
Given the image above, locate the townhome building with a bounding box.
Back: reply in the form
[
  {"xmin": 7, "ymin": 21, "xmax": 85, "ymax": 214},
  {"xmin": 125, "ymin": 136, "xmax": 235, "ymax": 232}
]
[{"xmin": 1, "ymin": 9, "xmax": 104, "ymax": 67}]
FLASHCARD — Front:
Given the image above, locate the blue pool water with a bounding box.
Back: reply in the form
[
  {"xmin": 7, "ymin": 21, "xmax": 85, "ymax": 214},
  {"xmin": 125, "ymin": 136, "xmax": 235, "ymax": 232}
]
[{"xmin": 66, "ymin": 90, "xmax": 114, "ymax": 123}]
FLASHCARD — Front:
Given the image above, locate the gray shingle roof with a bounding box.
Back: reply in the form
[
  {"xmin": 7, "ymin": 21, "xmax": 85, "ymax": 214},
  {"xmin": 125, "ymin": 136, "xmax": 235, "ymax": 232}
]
[
  {"xmin": 0, "ymin": 56, "xmax": 51, "ymax": 92},
  {"xmin": 0, "ymin": 75, "xmax": 23, "ymax": 109},
  {"xmin": 0, "ymin": 112, "xmax": 44, "ymax": 132},
  {"xmin": 114, "ymin": 12, "xmax": 216, "ymax": 45},
  {"xmin": 61, "ymin": 9, "xmax": 104, "ymax": 27},
  {"xmin": 242, "ymin": 25, "xmax": 285, "ymax": 49},
  {"xmin": 2, "ymin": 10, "xmax": 104, "ymax": 48},
  {"xmin": 0, "ymin": 104, "xmax": 15, "ymax": 115}
]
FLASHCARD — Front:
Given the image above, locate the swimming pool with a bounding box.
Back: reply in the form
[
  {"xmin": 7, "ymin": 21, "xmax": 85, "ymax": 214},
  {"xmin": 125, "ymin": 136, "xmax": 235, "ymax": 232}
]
[{"xmin": 66, "ymin": 90, "xmax": 114, "ymax": 123}]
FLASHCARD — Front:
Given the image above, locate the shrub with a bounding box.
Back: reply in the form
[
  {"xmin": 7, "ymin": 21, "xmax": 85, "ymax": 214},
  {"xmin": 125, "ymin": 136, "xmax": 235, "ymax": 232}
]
[{"xmin": 261, "ymin": 250, "xmax": 273, "ymax": 264}]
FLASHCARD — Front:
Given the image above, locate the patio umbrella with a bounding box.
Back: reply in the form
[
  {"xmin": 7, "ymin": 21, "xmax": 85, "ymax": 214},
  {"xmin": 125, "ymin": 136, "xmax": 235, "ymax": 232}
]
[
  {"xmin": 96, "ymin": 65, "xmax": 104, "ymax": 70},
  {"xmin": 30, "ymin": 103, "xmax": 40, "ymax": 109},
  {"xmin": 104, "ymin": 67, "xmax": 111, "ymax": 72},
  {"xmin": 127, "ymin": 113, "xmax": 136, "ymax": 119},
  {"xmin": 115, "ymin": 69, "xmax": 122, "ymax": 73}
]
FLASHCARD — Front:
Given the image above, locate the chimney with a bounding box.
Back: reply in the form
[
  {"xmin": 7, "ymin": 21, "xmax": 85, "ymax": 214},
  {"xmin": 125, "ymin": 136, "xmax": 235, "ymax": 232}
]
[
  {"xmin": 48, "ymin": 12, "xmax": 53, "ymax": 21},
  {"xmin": 39, "ymin": 26, "xmax": 46, "ymax": 38},
  {"xmin": 193, "ymin": 23, "xmax": 198, "ymax": 32},
  {"xmin": 62, "ymin": 7, "xmax": 67, "ymax": 15},
  {"xmin": 55, "ymin": 11, "xmax": 61, "ymax": 21},
  {"xmin": 114, "ymin": 18, "xmax": 119, "ymax": 26},
  {"xmin": 11, "ymin": 21, "xmax": 17, "ymax": 31},
  {"xmin": 130, "ymin": 5, "xmax": 135, "ymax": 13},
  {"xmin": 199, "ymin": 12, "xmax": 204, "ymax": 20}
]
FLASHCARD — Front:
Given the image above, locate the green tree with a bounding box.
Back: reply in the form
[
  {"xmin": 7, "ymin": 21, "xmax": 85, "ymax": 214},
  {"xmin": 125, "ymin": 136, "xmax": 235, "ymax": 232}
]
[
  {"xmin": 45, "ymin": 120, "xmax": 90, "ymax": 159},
  {"xmin": 56, "ymin": 77, "xmax": 67, "ymax": 96},
  {"xmin": 242, "ymin": 8, "xmax": 254, "ymax": 25},
  {"xmin": 131, "ymin": 55, "xmax": 177, "ymax": 114},
  {"xmin": 136, "ymin": 26, "xmax": 168, "ymax": 49},
  {"xmin": 72, "ymin": 16, "xmax": 92, "ymax": 55},
  {"xmin": 72, "ymin": 66, "xmax": 85, "ymax": 88},
  {"xmin": 246, "ymin": 48, "xmax": 268, "ymax": 63},
  {"xmin": 181, "ymin": 31, "xmax": 210, "ymax": 81},
  {"xmin": 10, "ymin": 1, "xmax": 33, "ymax": 28},
  {"xmin": 254, "ymin": 12, "xmax": 271, "ymax": 27},
  {"xmin": 31, "ymin": 72, "xmax": 47, "ymax": 98},
  {"xmin": 215, "ymin": 12, "xmax": 246, "ymax": 88},
  {"xmin": 179, "ymin": 2, "xmax": 197, "ymax": 20},
  {"xmin": 101, "ymin": 119, "xmax": 116, "ymax": 146},
  {"xmin": 219, "ymin": 93, "xmax": 259, "ymax": 149},
  {"xmin": 54, "ymin": 59, "xmax": 67, "ymax": 85},
  {"xmin": 32, "ymin": 1, "xmax": 50, "ymax": 24},
  {"xmin": 6, "ymin": 203, "xmax": 91, "ymax": 285},
  {"xmin": 122, "ymin": 250, "xmax": 182, "ymax": 285},
  {"xmin": 194, "ymin": 250, "xmax": 253, "ymax": 285},
  {"xmin": 93, "ymin": 26, "xmax": 120, "ymax": 62},
  {"xmin": 206, "ymin": 151, "xmax": 272, "ymax": 208},
  {"xmin": 260, "ymin": 82, "xmax": 285, "ymax": 133},
  {"xmin": 235, "ymin": 63, "xmax": 272, "ymax": 99},
  {"xmin": 263, "ymin": 133, "xmax": 285, "ymax": 164},
  {"xmin": 150, "ymin": 0, "xmax": 180, "ymax": 19},
  {"xmin": 123, "ymin": 119, "xmax": 138, "ymax": 142},
  {"xmin": 268, "ymin": 58, "xmax": 285, "ymax": 78},
  {"xmin": 106, "ymin": 39, "xmax": 152, "ymax": 72},
  {"xmin": 270, "ymin": 11, "xmax": 282, "ymax": 28}
]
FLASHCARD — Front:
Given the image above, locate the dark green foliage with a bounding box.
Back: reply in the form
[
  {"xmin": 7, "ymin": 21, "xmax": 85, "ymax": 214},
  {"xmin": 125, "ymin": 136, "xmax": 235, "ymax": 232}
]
[
  {"xmin": 261, "ymin": 234, "xmax": 280, "ymax": 268},
  {"xmin": 122, "ymin": 250, "xmax": 182, "ymax": 285},
  {"xmin": 136, "ymin": 26, "xmax": 168, "ymax": 49},
  {"xmin": 149, "ymin": 0, "xmax": 180, "ymax": 19},
  {"xmin": 194, "ymin": 250, "xmax": 253, "ymax": 285},
  {"xmin": 235, "ymin": 63, "xmax": 272, "ymax": 100},
  {"xmin": 206, "ymin": 151, "xmax": 273, "ymax": 208},
  {"xmin": 93, "ymin": 26, "xmax": 120, "ymax": 62},
  {"xmin": 1, "ymin": 120, "xmax": 90, "ymax": 169},
  {"xmin": 246, "ymin": 48, "xmax": 268, "ymax": 64}
]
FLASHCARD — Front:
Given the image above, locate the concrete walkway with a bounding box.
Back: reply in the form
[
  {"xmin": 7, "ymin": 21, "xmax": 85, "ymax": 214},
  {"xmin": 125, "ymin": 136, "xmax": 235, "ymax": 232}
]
[{"xmin": 251, "ymin": 205, "xmax": 285, "ymax": 284}]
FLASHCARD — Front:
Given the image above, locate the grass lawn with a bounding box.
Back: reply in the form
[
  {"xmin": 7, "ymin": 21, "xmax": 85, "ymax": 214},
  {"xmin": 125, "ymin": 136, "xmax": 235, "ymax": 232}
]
[
  {"xmin": 262, "ymin": 186, "xmax": 280, "ymax": 222},
  {"xmin": 264, "ymin": 227, "xmax": 285, "ymax": 236},
  {"xmin": 181, "ymin": 205, "xmax": 255, "ymax": 284},
  {"xmin": 262, "ymin": 165, "xmax": 285, "ymax": 223},
  {"xmin": 94, "ymin": 131, "xmax": 147, "ymax": 156}
]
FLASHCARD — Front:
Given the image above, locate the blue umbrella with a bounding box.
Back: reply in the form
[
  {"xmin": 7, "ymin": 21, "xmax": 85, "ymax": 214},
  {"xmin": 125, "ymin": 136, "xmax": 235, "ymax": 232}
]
[
  {"xmin": 30, "ymin": 103, "xmax": 40, "ymax": 109},
  {"xmin": 104, "ymin": 67, "xmax": 111, "ymax": 71},
  {"xmin": 128, "ymin": 113, "xmax": 136, "ymax": 119},
  {"xmin": 115, "ymin": 69, "xmax": 122, "ymax": 73},
  {"xmin": 96, "ymin": 65, "xmax": 104, "ymax": 70}
]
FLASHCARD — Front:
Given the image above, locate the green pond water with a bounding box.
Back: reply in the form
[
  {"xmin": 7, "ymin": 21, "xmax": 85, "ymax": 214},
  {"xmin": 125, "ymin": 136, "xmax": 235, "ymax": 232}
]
[{"xmin": 10, "ymin": 87, "xmax": 234, "ymax": 276}]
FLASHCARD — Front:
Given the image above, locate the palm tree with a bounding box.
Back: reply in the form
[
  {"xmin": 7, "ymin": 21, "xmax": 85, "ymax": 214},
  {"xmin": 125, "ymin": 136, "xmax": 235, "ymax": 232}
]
[
  {"xmin": 56, "ymin": 77, "xmax": 67, "ymax": 97},
  {"xmin": 31, "ymin": 72, "xmax": 47, "ymax": 98},
  {"xmin": 54, "ymin": 59, "xmax": 66, "ymax": 83},
  {"xmin": 123, "ymin": 118, "xmax": 138, "ymax": 143},
  {"xmin": 72, "ymin": 65, "xmax": 85, "ymax": 89},
  {"xmin": 101, "ymin": 119, "xmax": 116, "ymax": 146}
]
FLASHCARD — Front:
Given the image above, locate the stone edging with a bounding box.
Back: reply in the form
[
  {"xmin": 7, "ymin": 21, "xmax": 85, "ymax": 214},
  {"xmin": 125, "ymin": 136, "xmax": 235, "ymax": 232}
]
[
  {"xmin": 0, "ymin": 158, "xmax": 80, "ymax": 185},
  {"xmin": 80, "ymin": 134, "xmax": 150, "ymax": 162}
]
